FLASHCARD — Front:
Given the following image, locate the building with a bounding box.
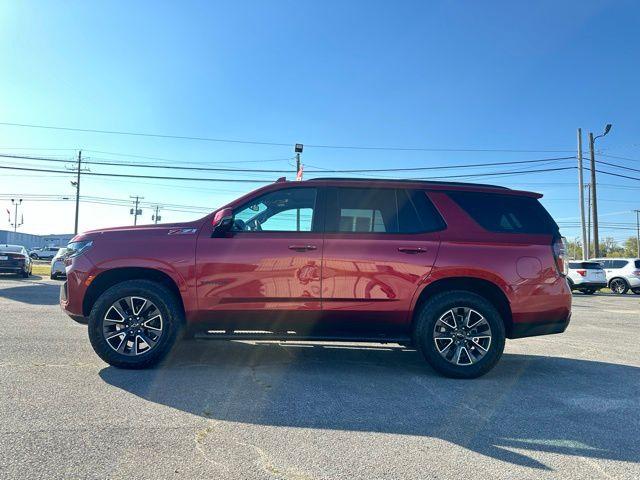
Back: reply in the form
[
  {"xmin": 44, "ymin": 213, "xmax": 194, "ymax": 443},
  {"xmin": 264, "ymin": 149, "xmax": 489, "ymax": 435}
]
[{"xmin": 0, "ymin": 230, "xmax": 74, "ymax": 250}]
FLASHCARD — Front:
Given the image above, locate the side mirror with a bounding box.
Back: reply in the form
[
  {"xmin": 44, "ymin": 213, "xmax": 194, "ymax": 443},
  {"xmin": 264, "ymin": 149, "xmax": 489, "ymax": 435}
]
[{"xmin": 212, "ymin": 207, "xmax": 234, "ymax": 236}]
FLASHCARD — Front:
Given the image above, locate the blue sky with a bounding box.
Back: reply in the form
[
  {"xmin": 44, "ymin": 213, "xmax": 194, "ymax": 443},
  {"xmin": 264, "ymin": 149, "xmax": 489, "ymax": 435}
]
[{"xmin": 0, "ymin": 0, "xmax": 639, "ymax": 241}]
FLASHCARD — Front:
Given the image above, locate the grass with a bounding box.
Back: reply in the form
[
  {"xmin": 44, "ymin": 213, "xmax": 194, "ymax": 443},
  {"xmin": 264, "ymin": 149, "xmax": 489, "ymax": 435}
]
[{"xmin": 31, "ymin": 264, "xmax": 51, "ymax": 276}]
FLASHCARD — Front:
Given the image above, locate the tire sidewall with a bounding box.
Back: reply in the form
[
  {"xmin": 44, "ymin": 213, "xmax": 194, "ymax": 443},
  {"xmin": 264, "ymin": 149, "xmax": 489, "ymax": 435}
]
[
  {"xmin": 88, "ymin": 280, "xmax": 182, "ymax": 368},
  {"xmin": 610, "ymin": 278, "xmax": 629, "ymax": 294},
  {"xmin": 414, "ymin": 291, "xmax": 506, "ymax": 379}
]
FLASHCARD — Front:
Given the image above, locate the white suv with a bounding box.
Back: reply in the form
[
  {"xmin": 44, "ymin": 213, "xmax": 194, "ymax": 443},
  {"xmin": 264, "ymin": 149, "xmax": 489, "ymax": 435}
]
[
  {"xmin": 590, "ymin": 258, "xmax": 640, "ymax": 294},
  {"xmin": 567, "ymin": 261, "xmax": 607, "ymax": 294}
]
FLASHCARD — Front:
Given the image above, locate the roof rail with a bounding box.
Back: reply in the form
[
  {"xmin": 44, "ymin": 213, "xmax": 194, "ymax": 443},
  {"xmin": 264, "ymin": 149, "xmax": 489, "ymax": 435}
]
[{"xmin": 305, "ymin": 177, "xmax": 509, "ymax": 189}]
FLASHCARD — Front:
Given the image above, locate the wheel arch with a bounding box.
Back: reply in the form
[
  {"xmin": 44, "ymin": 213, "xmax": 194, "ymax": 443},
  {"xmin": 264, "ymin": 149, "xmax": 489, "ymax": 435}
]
[
  {"xmin": 608, "ymin": 276, "xmax": 629, "ymax": 287},
  {"xmin": 82, "ymin": 267, "xmax": 185, "ymax": 318},
  {"xmin": 412, "ymin": 276, "xmax": 513, "ymax": 337}
]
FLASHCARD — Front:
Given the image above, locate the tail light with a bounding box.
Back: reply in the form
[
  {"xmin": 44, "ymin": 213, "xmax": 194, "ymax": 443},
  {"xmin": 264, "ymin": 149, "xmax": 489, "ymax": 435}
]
[
  {"xmin": 576, "ymin": 270, "xmax": 586, "ymax": 277},
  {"xmin": 632, "ymin": 270, "xmax": 640, "ymax": 277},
  {"xmin": 552, "ymin": 236, "xmax": 567, "ymax": 276}
]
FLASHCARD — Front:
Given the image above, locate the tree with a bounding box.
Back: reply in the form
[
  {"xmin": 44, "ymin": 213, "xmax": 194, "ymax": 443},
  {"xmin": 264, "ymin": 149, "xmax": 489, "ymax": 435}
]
[{"xmin": 623, "ymin": 237, "xmax": 639, "ymax": 257}]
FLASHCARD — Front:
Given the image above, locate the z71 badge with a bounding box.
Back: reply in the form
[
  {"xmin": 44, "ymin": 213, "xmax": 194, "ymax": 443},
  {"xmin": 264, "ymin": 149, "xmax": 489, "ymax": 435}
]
[{"xmin": 167, "ymin": 228, "xmax": 198, "ymax": 235}]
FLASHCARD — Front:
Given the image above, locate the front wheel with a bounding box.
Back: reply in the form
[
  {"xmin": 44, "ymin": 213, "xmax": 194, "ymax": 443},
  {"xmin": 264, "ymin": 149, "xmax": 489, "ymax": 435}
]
[
  {"xmin": 632, "ymin": 288, "xmax": 640, "ymax": 295},
  {"xmin": 609, "ymin": 278, "xmax": 629, "ymax": 295},
  {"xmin": 88, "ymin": 280, "xmax": 183, "ymax": 369},
  {"xmin": 413, "ymin": 291, "xmax": 506, "ymax": 379}
]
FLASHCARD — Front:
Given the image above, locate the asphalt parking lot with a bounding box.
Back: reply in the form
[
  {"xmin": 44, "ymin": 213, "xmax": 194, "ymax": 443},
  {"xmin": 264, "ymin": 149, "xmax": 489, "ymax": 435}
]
[{"xmin": 1, "ymin": 276, "xmax": 639, "ymax": 479}]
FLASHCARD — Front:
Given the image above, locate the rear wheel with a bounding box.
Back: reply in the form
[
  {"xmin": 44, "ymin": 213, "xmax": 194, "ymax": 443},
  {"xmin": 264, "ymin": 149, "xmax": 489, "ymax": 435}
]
[
  {"xmin": 413, "ymin": 291, "xmax": 505, "ymax": 379},
  {"xmin": 88, "ymin": 280, "xmax": 183, "ymax": 369},
  {"xmin": 609, "ymin": 278, "xmax": 629, "ymax": 295}
]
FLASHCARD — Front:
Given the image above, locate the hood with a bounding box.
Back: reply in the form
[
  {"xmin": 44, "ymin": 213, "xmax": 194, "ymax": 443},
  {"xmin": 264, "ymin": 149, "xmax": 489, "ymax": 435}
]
[{"xmin": 70, "ymin": 218, "xmax": 206, "ymax": 242}]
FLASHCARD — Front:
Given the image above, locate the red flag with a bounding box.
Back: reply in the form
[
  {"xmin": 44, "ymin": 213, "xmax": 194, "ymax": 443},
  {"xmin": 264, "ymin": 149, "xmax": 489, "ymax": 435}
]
[{"xmin": 296, "ymin": 163, "xmax": 304, "ymax": 181}]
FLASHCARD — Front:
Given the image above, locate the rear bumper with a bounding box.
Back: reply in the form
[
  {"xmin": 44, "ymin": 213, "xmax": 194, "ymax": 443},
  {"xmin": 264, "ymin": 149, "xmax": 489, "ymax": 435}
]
[
  {"xmin": 510, "ymin": 314, "xmax": 571, "ymax": 339},
  {"xmin": 0, "ymin": 267, "xmax": 23, "ymax": 273},
  {"xmin": 571, "ymin": 281, "xmax": 607, "ymax": 289}
]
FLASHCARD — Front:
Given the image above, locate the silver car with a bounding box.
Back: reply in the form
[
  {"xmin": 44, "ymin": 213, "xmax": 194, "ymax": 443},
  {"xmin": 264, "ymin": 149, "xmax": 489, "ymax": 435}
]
[
  {"xmin": 590, "ymin": 258, "xmax": 640, "ymax": 294},
  {"xmin": 50, "ymin": 248, "xmax": 67, "ymax": 280},
  {"xmin": 29, "ymin": 246, "xmax": 61, "ymax": 260}
]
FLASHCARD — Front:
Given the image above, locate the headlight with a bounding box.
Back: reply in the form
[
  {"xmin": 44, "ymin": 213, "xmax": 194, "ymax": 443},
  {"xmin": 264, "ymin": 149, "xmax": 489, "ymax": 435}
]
[{"xmin": 66, "ymin": 240, "xmax": 93, "ymax": 258}]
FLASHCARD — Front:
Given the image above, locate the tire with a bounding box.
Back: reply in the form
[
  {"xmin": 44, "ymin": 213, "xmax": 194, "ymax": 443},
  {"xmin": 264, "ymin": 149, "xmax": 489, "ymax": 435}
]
[
  {"xmin": 51, "ymin": 273, "xmax": 58, "ymax": 280},
  {"xmin": 413, "ymin": 290, "xmax": 506, "ymax": 379},
  {"xmin": 88, "ymin": 280, "xmax": 183, "ymax": 369},
  {"xmin": 609, "ymin": 278, "xmax": 629, "ymax": 295},
  {"xmin": 632, "ymin": 288, "xmax": 640, "ymax": 295},
  {"xmin": 30, "ymin": 254, "xmax": 39, "ymax": 260},
  {"xmin": 20, "ymin": 268, "xmax": 29, "ymax": 278},
  {"xmin": 580, "ymin": 289, "xmax": 596, "ymax": 295}
]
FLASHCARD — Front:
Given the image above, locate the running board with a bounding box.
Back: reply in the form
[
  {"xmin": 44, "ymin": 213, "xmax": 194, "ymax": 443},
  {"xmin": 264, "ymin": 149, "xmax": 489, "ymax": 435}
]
[{"xmin": 192, "ymin": 331, "xmax": 413, "ymax": 344}]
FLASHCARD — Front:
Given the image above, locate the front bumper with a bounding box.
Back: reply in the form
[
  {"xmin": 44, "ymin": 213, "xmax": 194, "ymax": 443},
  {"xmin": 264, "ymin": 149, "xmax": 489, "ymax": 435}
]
[{"xmin": 60, "ymin": 281, "xmax": 88, "ymax": 324}]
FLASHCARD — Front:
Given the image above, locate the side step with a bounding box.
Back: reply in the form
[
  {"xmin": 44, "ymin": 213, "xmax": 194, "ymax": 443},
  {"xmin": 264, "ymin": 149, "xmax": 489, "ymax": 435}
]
[{"xmin": 192, "ymin": 330, "xmax": 413, "ymax": 345}]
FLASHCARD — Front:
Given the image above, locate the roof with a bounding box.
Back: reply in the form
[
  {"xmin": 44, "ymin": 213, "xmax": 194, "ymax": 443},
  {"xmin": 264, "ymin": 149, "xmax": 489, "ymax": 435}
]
[
  {"xmin": 302, "ymin": 177, "xmax": 541, "ymax": 197},
  {"xmin": 305, "ymin": 177, "xmax": 509, "ymax": 189}
]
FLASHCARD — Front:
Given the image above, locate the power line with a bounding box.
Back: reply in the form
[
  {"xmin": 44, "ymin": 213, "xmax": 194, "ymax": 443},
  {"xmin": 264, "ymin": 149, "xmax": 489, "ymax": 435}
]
[
  {"xmin": 0, "ymin": 164, "xmax": 274, "ymax": 183},
  {"xmin": 0, "ymin": 152, "xmax": 576, "ymax": 174},
  {"xmin": 0, "ymin": 121, "xmax": 575, "ymax": 153}
]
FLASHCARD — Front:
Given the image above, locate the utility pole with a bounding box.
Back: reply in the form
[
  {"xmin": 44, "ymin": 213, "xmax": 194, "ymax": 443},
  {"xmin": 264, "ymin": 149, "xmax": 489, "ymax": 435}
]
[
  {"xmin": 294, "ymin": 143, "xmax": 303, "ymax": 231},
  {"xmin": 634, "ymin": 210, "xmax": 640, "ymax": 258},
  {"xmin": 152, "ymin": 205, "xmax": 161, "ymax": 224},
  {"xmin": 586, "ymin": 184, "xmax": 591, "ymax": 258},
  {"xmin": 130, "ymin": 196, "xmax": 144, "ymax": 225},
  {"xmin": 589, "ymin": 132, "xmax": 600, "ymax": 257},
  {"xmin": 577, "ymin": 129, "xmax": 587, "ymax": 259},
  {"xmin": 74, "ymin": 150, "xmax": 82, "ymax": 235},
  {"xmin": 10, "ymin": 198, "xmax": 23, "ymax": 232}
]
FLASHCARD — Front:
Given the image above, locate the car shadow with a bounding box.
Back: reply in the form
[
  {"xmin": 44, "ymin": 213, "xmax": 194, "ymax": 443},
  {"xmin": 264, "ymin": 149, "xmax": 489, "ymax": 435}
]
[
  {"xmin": 0, "ymin": 278, "xmax": 58, "ymax": 305},
  {"xmin": 99, "ymin": 341, "xmax": 640, "ymax": 471}
]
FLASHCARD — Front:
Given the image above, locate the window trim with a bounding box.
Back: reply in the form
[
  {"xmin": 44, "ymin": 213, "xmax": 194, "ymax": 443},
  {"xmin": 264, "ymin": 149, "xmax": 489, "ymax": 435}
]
[{"xmin": 230, "ymin": 185, "xmax": 322, "ymax": 234}]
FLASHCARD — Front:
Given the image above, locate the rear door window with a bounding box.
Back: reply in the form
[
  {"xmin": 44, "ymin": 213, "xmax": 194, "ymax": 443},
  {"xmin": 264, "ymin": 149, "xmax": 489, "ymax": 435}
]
[
  {"xmin": 569, "ymin": 262, "xmax": 603, "ymax": 269},
  {"xmin": 324, "ymin": 187, "xmax": 445, "ymax": 234},
  {"xmin": 447, "ymin": 191, "xmax": 558, "ymax": 234},
  {"xmin": 398, "ymin": 189, "xmax": 446, "ymax": 233},
  {"xmin": 610, "ymin": 260, "xmax": 629, "ymax": 269},
  {"xmin": 327, "ymin": 188, "xmax": 397, "ymax": 233}
]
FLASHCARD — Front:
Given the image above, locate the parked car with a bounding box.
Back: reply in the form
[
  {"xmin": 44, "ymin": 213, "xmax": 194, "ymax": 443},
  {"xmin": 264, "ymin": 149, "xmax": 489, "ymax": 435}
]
[
  {"xmin": 50, "ymin": 248, "xmax": 68, "ymax": 280},
  {"xmin": 60, "ymin": 178, "xmax": 571, "ymax": 378},
  {"xmin": 0, "ymin": 244, "xmax": 32, "ymax": 277},
  {"xmin": 566, "ymin": 261, "xmax": 607, "ymax": 294},
  {"xmin": 29, "ymin": 246, "xmax": 61, "ymax": 260},
  {"xmin": 590, "ymin": 257, "xmax": 640, "ymax": 294}
]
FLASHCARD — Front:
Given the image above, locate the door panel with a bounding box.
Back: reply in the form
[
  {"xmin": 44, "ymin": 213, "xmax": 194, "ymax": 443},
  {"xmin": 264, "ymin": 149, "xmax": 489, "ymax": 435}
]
[
  {"xmin": 194, "ymin": 186, "xmax": 323, "ymax": 331},
  {"xmin": 321, "ymin": 234, "xmax": 439, "ymax": 334},
  {"xmin": 196, "ymin": 232, "xmax": 322, "ymax": 311},
  {"xmin": 319, "ymin": 187, "xmax": 443, "ymax": 335}
]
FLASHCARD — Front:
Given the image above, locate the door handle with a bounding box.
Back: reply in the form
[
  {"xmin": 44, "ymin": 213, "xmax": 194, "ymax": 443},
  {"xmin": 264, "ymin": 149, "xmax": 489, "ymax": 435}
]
[
  {"xmin": 398, "ymin": 247, "xmax": 427, "ymax": 254},
  {"xmin": 288, "ymin": 244, "xmax": 317, "ymax": 252}
]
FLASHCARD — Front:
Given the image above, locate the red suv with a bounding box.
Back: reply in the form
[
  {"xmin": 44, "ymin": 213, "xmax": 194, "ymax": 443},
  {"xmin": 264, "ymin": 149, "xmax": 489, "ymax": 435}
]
[{"xmin": 61, "ymin": 178, "xmax": 571, "ymax": 378}]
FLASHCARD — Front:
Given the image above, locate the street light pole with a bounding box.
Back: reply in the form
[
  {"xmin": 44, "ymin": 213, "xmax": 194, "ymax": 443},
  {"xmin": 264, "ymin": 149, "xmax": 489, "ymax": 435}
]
[
  {"xmin": 588, "ymin": 123, "xmax": 612, "ymax": 258},
  {"xmin": 11, "ymin": 198, "xmax": 22, "ymax": 232}
]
